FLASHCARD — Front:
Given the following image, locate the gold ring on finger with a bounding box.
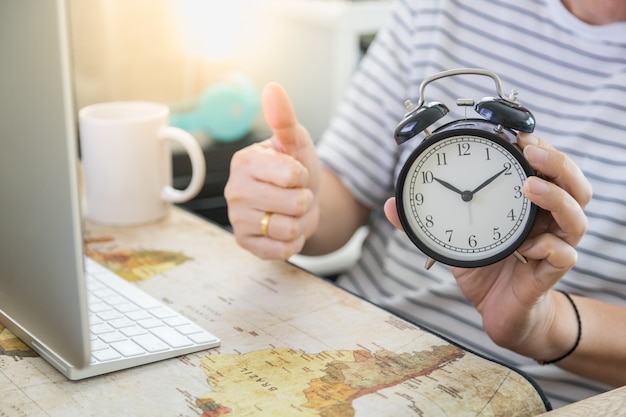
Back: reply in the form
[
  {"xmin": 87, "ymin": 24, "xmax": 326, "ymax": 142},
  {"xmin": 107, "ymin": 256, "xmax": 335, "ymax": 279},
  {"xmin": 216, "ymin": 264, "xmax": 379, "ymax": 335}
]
[{"xmin": 260, "ymin": 212, "xmax": 272, "ymax": 238}]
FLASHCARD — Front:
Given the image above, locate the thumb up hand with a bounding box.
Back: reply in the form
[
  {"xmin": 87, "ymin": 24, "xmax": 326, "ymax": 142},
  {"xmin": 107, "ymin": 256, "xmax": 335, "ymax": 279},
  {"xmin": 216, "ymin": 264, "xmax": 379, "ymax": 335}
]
[{"xmin": 225, "ymin": 83, "xmax": 321, "ymax": 259}]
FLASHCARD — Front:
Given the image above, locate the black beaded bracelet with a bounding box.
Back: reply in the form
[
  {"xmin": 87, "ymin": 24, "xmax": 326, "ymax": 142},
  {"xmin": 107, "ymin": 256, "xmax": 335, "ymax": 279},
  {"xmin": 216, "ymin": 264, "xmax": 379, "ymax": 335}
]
[{"xmin": 536, "ymin": 290, "xmax": 582, "ymax": 365}]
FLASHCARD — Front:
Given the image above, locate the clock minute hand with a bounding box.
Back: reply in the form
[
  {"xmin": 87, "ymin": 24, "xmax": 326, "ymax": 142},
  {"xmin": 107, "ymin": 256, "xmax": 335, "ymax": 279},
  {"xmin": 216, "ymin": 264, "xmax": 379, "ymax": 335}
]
[{"xmin": 470, "ymin": 167, "xmax": 508, "ymax": 195}]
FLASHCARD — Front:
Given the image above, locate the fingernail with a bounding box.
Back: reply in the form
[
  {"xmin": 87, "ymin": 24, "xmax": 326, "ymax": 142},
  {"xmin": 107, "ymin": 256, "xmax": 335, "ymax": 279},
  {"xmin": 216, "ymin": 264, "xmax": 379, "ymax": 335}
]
[
  {"xmin": 524, "ymin": 145, "xmax": 548, "ymax": 163},
  {"xmin": 522, "ymin": 133, "xmax": 539, "ymax": 145},
  {"xmin": 527, "ymin": 176, "xmax": 550, "ymax": 195}
]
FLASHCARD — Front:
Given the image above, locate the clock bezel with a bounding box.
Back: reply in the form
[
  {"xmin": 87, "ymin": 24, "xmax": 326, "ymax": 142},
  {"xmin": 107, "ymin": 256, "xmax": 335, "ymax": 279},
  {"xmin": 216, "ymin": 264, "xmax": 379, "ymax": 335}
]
[{"xmin": 396, "ymin": 119, "xmax": 538, "ymax": 268}]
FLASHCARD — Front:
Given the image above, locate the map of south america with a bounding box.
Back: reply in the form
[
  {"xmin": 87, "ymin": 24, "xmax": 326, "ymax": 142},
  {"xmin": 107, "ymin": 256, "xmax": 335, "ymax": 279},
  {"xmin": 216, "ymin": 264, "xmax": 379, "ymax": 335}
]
[{"xmin": 196, "ymin": 345, "xmax": 465, "ymax": 417}]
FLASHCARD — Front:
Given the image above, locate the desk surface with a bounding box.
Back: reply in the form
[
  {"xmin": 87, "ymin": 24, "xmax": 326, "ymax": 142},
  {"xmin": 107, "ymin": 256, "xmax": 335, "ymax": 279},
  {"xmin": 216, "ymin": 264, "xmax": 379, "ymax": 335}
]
[{"xmin": 0, "ymin": 208, "xmax": 622, "ymax": 416}]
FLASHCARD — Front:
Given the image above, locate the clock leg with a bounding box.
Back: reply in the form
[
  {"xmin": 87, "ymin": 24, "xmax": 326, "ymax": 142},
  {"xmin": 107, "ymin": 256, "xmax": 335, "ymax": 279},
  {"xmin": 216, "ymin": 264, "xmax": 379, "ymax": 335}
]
[
  {"xmin": 425, "ymin": 257, "xmax": 437, "ymax": 270},
  {"xmin": 512, "ymin": 250, "xmax": 528, "ymax": 264}
]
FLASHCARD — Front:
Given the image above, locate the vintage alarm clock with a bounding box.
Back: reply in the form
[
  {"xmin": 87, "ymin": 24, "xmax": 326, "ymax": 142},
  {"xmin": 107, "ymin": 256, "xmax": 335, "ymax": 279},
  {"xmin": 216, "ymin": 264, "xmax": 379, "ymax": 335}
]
[{"xmin": 394, "ymin": 68, "xmax": 537, "ymax": 269}]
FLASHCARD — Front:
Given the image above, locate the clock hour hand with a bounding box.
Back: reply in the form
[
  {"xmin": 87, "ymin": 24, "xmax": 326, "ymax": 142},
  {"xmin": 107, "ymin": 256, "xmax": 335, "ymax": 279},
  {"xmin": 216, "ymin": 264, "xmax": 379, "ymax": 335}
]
[
  {"xmin": 433, "ymin": 177, "xmax": 464, "ymax": 195},
  {"xmin": 470, "ymin": 167, "xmax": 508, "ymax": 196},
  {"xmin": 434, "ymin": 177, "xmax": 474, "ymax": 202}
]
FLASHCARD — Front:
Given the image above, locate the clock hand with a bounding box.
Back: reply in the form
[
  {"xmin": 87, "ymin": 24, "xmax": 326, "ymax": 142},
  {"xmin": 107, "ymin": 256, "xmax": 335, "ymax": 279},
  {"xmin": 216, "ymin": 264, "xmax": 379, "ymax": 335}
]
[
  {"xmin": 434, "ymin": 177, "xmax": 473, "ymax": 202},
  {"xmin": 433, "ymin": 177, "xmax": 463, "ymax": 195},
  {"xmin": 470, "ymin": 167, "xmax": 508, "ymax": 196}
]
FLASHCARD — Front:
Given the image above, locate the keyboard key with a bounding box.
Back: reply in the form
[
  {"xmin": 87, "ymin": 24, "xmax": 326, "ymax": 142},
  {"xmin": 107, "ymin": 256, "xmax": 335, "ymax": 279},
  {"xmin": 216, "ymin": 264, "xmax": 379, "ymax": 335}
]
[
  {"xmin": 137, "ymin": 317, "xmax": 163, "ymax": 329},
  {"xmin": 91, "ymin": 288, "xmax": 117, "ymax": 299},
  {"xmin": 90, "ymin": 339, "xmax": 109, "ymax": 352},
  {"xmin": 188, "ymin": 332, "xmax": 220, "ymax": 345},
  {"xmin": 102, "ymin": 295, "xmax": 128, "ymax": 306},
  {"xmin": 99, "ymin": 331, "xmax": 127, "ymax": 344},
  {"xmin": 175, "ymin": 323, "xmax": 204, "ymax": 335},
  {"xmin": 132, "ymin": 334, "xmax": 170, "ymax": 353},
  {"xmin": 163, "ymin": 316, "xmax": 189, "ymax": 327},
  {"xmin": 148, "ymin": 307, "xmax": 177, "ymax": 319},
  {"xmin": 92, "ymin": 348, "xmax": 122, "ymax": 362},
  {"xmin": 108, "ymin": 317, "xmax": 135, "ymax": 329},
  {"xmin": 125, "ymin": 310, "xmax": 152, "ymax": 321},
  {"xmin": 89, "ymin": 302, "xmax": 112, "ymax": 313},
  {"xmin": 97, "ymin": 310, "xmax": 124, "ymax": 321},
  {"xmin": 120, "ymin": 326, "xmax": 148, "ymax": 337},
  {"xmin": 91, "ymin": 323, "xmax": 115, "ymax": 335},
  {"xmin": 89, "ymin": 314, "xmax": 103, "ymax": 326},
  {"xmin": 111, "ymin": 340, "xmax": 146, "ymax": 357},
  {"xmin": 115, "ymin": 302, "xmax": 140, "ymax": 313},
  {"xmin": 151, "ymin": 327, "xmax": 193, "ymax": 348}
]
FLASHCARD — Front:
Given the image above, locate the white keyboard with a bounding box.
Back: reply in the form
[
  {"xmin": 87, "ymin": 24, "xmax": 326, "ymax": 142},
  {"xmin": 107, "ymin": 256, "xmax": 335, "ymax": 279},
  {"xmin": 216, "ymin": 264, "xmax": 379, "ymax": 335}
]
[{"xmin": 71, "ymin": 258, "xmax": 220, "ymax": 379}]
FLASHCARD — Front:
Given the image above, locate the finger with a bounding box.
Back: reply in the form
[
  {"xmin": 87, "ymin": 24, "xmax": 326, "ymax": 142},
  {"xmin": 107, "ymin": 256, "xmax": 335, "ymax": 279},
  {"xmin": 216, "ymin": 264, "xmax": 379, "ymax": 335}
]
[
  {"xmin": 226, "ymin": 189, "xmax": 311, "ymax": 249},
  {"xmin": 229, "ymin": 142, "xmax": 310, "ymax": 190},
  {"xmin": 247, "ymin": 183, "xmax": 314, "ymax": 218},
  {"xmin": 523, "ymin": 176, "xmax": 588, "ymax": 246},
  {"xmin": 518, "ymin": 133, "xmax": 592, "ymax": 208},
  {"xmin": 236, "ymin": 230, "xmax": 306, "ymax": 261},
  {"xmin": 262, "ymin": 83, "xmax": 304, "ymax": 156},
  {"xmin": 229, "ymin": 207, "xmax": 306, "ymax": 260},
  {"xmin": 384, "ymin": 198, "xmax": 404, "ymax": 231},
  {"xmin": 518, "ymin": 233, "xmax": 578, "ymax": 288},
  {"xmin": 256, "ymin": 210, "xmax": 319, "ymax": 244}
]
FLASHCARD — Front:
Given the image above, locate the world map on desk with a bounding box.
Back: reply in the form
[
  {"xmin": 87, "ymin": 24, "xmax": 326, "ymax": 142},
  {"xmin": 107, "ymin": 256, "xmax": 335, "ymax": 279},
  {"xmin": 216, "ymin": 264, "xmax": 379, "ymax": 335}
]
[{"xmin": 1, "ymin": 218, "xmax": 548, "ymax": 417}]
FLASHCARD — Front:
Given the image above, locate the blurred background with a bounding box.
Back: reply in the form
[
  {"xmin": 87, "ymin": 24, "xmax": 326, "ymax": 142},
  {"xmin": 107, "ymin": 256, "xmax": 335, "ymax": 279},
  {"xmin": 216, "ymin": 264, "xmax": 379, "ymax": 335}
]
[
  {"xmin": 68, "ymin": 0, "xmax": 391, "ymax": 276},
  {"xmin": 69, "ymin": 0, "xmax": 391, "ymax": 141}
]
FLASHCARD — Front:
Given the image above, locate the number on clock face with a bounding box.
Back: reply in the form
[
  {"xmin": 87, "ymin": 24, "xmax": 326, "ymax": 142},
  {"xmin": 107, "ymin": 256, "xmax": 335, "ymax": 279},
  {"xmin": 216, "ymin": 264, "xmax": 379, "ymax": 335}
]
[{"xmin": 398, "ymin": 131, "xmax": 536, "ymax": 267}]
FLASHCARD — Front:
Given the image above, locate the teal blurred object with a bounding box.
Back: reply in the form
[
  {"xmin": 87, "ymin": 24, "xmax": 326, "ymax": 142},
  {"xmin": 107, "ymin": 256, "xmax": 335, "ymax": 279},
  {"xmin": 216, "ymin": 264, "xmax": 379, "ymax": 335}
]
[{"xmin": 171, "ymin": 73, "xmax": 260, "ymax": 143}]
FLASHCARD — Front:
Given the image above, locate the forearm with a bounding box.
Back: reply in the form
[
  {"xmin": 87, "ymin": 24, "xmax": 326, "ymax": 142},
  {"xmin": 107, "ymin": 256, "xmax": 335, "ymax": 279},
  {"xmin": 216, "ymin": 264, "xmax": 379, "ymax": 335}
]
[
  {"xmin": 524, "ymin": 290, "xmax": 626, "ymax": 387},
  {"xmin": 301, "ymin": 170, "xmax": 370, "ymax": 256},
  {"xmin": 556, "ymin": 295, "xmax": 626, "ymax": 387},
  {"xmin": 499, "ymin": 288, "xmax": 626, "ymax": 387}
]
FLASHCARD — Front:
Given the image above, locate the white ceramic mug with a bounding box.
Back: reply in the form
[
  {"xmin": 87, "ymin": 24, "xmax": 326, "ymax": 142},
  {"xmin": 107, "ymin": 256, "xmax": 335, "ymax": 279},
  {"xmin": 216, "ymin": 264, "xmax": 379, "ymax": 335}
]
[{"xmin": 79, "ymin": 101, "xmax": 206, "ymax": 226}]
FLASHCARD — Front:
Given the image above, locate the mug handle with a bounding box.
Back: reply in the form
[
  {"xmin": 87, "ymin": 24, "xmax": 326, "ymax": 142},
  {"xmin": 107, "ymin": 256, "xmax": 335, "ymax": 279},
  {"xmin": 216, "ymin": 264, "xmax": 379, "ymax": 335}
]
[{"xmin": 158, "ymin": 126, "xmax": 206, "ymax": 203}]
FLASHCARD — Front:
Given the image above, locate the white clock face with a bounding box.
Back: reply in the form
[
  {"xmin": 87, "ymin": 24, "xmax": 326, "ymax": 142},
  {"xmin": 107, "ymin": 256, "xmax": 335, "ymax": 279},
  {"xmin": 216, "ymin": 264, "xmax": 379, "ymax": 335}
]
[{"xmin": 398, "ymin": 129, "xmax": 536, "ymax": 267}]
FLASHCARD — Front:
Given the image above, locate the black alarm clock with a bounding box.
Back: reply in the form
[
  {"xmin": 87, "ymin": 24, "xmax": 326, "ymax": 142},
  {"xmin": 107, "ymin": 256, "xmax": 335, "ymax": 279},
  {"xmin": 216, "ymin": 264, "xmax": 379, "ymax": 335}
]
[{"xmin": 394, "ymin": 68, "xmax": 537, "ymax": 269}]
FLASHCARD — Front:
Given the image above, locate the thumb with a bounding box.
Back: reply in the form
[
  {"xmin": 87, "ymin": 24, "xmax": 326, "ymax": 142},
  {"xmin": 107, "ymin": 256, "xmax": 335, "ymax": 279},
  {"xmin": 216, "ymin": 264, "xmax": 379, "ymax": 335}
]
[
  {"xmin": 384, "ymin": 198, "xmax": 404, "ymax": 231},
  {"xmin": 262, "ymin": 82, "xmax": 305, "ymax": 156}
]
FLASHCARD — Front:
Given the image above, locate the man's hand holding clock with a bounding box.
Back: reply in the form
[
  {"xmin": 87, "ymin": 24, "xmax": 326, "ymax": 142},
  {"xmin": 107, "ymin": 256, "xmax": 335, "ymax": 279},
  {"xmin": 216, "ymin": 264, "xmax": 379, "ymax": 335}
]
[{"xmin": 384, "ymin": 131, "xmax": 592, "ymax": 363}]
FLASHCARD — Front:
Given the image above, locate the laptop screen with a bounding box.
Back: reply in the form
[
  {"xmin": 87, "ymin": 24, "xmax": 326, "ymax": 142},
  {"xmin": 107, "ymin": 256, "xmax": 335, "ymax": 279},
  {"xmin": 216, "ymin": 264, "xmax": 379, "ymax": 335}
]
[{"xmin": 0, "ymin": 0, "xmax": 91, "ymax": 368}]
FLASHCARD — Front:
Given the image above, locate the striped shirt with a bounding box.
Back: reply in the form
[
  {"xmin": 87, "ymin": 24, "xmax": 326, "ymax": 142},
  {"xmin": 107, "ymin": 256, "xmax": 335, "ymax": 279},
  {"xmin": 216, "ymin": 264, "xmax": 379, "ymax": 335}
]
[{"xmin": 316, "ymin": 0, "xmax": 626, "ymax": 408}]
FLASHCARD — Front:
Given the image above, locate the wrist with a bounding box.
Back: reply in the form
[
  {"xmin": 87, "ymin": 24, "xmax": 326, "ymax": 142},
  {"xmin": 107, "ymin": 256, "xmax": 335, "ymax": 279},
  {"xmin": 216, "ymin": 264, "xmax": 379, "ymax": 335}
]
[{"xmin": 535, "ymin": 290, "xmax": 581, "ymax": 365}]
